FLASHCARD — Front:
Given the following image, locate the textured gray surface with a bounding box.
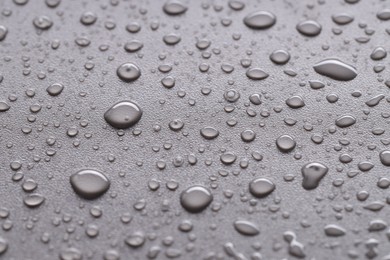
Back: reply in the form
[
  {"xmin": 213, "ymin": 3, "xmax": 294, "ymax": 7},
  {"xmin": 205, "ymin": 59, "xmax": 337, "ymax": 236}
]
[{"xmin": 1, "ymin": 0, "xmax": 390, "ymax": 259}]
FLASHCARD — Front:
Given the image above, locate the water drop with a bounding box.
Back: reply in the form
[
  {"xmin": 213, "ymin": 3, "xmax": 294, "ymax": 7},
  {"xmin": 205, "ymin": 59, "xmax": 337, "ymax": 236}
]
[
  {"xmin": 70, "ymin": 169, "xmax": 110, "ymax": 199},
  {"xmin": 180, "ymin": 186, "xmax": 213, "ymax": 213}
]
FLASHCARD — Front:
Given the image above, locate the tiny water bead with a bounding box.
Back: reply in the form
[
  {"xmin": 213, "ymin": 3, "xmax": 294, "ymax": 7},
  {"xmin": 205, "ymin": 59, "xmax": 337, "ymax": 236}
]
[
  {"xmin": 116, "ymin": 63, "xmax": 141, "ymax": 82},
  {"xmin": 104, "ymin": 101, "xmax": 143, "ymax": 129},
  {"xmin": 70, "ymin": 169, "xmax": 110, "ymax": 199},
  {"xmin": 180, "ymin": 186, "xmax": 213, "ymax": 213}
]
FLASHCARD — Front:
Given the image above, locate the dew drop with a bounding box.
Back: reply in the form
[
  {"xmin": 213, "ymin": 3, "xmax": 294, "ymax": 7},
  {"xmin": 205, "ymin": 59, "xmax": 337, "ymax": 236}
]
[
  {"xmin": 313, "ymin": 59, "xmax": 357, "ymax": 81},
  {"xmin": 104, "ymin": 101, "xmax": 142, "ymax": 129},
  {"xmin": 233, "ymin": 220, "xmax": 260, "ymax": 236},
  {"xmin": 246, "ymin": 68, "xmax": 269, "ymax": 80},
  {"xmin": 335, "ymin": 115, "xmax": 356, "ymax": 128},
  {"xmin": 200, "ymin": 127, "xmax": 219, "ymax": 140},
  {"xmin": 163, "ymin": 0, "xmax": 187, "ymax": 15},
  {"xmin": 243, "ymin": 11, "xmax": 276, "ymax": 29},
  {"xmin": 116, "ymin": 63, "xmax": 141, "ymax": 82},
  {"xmin": 180, "ymin": 186, "xmax": 213, "ymax": 213},
  {"xmin": 276, "ymin": 135, "xmax": 296, "ymax": 152},
  {"xmin": 249, "ymin": 178, "xmax": 275, "ymax": 198},
  {"xmin": 301, "ymin": 162, "xmax": 328, "ymax": 190},
  {"xmin": 70, "ymin": 169, "xmax": 110, "ymax": 199},
  {"xmin": 296, "ymin": 20, "xmax": 322, "ymax": 36}
]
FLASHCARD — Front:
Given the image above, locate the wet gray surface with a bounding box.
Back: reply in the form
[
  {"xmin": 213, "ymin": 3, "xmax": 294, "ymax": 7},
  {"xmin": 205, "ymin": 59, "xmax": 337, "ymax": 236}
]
[{"xmin": 1, "ymin": 0, "xmax": 390, "ymax": 259}]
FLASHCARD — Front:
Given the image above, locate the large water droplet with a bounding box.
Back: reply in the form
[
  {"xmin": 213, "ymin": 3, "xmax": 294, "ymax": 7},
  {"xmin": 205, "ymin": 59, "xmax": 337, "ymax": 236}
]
[
  {"xmin": 116, "ymin": 63, "xmax": 141, "ymax": 82},
  {"xmin": 243, "ymin": 11, "xmax": 276, "ymax": 29},
  {"xmin": 234, "ymin": 220, "xmax": 260, "ymax": 236},
  {"xmin": 249, "ymin": 178, "xmax": 275, "ymax": 198},
  {"xmin": 163, "ymin": 0, "xmax": 187, "ymax": 15},
  {"xmin": 296, "ymin": 20, "xmax": 322, "ymax": 36},
  {"xmin": 301, "ymin": 162, "xmax": 328, "ymax": 190},
  {"xmin": 180, "ymin": 185, "xmax": 213, "ymax": 213},
  {"xmin": 313, "ymin": 59, "xmax": 357, "ymax": 81},
  {"xmin": 70, "ymin": 169, "xmax": 110, "ymax": 199},
  {"xmin": 104, "ymin": 101, "xmax": 143, "ymax": 129}
]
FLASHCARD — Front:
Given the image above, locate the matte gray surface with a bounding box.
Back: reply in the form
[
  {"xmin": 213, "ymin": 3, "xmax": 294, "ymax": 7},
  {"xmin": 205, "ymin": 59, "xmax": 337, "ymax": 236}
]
[{"xmin": 1, "ymin": 0, "xmax": 390, "ymax": 259}]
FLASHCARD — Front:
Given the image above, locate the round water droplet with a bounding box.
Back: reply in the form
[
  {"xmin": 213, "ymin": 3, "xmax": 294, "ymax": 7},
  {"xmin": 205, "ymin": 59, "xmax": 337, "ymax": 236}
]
[
  {"xmin": 80, "ymin": 12, "xmax": 97, "ymax": 25},
  {"xmin": 220, "ymin": 152, "xmax": 237, "ymax": 165},
  {"xmin": 70, "ymin": 169, "xmax": 110, "ymax": 199},
  {"xmin": 379, "ymin": 150, "xmax": 390, "ymax": 166},
  {"xmin": 249, "ymin": 178, "xmax": 275, "ymax": 198},
  {"xmin": 0, "ymin": 26, "xmax": 8, "ymax": 41},
  {"xmin": 286, "ymin": 96, "xmax": 305, "ymax": 108},
  {"xmin": 276, "ymin": 135, "xmax": 296, "ymax": 152},
  {"xmin": 313, "ymin": 59, "xmax": 357, "ymax": 81},
  {"xmin": 0, "ymin": 102, "xmax": 10, "ymax": 112},
  {"xmin": 270, "ymin": 50, "xmax": 290, "ymax": 65},
  {"xmin": 46, "ymin": 83, "xmax": 64, "ymax": 96},
  {"xmin": 163, "ymin": 33, "xmax": 181, "ymax": 45},
  {"xmin": 377, "ymin": 9, "xmax": 390, "ymax": 21},
  {"xmin": 241, "ymin": 129, "xmax": 256, "ymax": 142},
  {"xmin": 33, "ymin": 16, "xmax": 53, "ymax": 30},
  {"xmin": 163, "ymin": 0, "xmax": 187, "ymax": 15},
  {"xmin": 243, "ymin": 11, "xmax": 276, "ymax": 29},
  {"xmin": 296, "ymin": 20, "xmax": 322, "ymax": 36},
  {"xmin": 224, "ymin": 89, "xmax": 240, "ymax": 102},
  {"xmin": 104, "ymin": 101, "xmax": 142, "ymax": 129},
  {"xmin": 200, "ymin": 127, "xmax": 219, "ymax": 140},
  {"xmin": 116, "ymin": 63, "xmax": 141, "ymax": 82},
  {"xmin": 24, "ymin": 194, "xmax": 45, "ymax": 208},
  {"xmin": 370, "ymin": 47, "xmax": 387, "ymax": 60},
  {"xmin": 180, "ymin": 186, "xmax": 213, "ymax": 213}
]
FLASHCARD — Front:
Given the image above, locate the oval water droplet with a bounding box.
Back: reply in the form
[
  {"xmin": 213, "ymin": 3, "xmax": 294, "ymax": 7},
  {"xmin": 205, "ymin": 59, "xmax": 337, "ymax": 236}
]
[
  {"xmin": 313, "ymin": 59, "xmax": 357, "ymax": 81},
  {"xmin": 163, "ymin": 0, "xmax": 187, "ymax": 15},
  {"xmin": 243, "ymin": 11, "xmax": 276, "ymax": 29},
  {"xmin": 200, "ymin": 127, "xmax": 219, "ymax": 140},
  {"xmin": 296, "ymin": 20, "xmax": 322, "ymax": 36},
  {"xmin": 246, "ymin": 68, "xmax": 269, "ymax": 80},
  {"xmin": 234, "ymin": 220, "xmax": 260, "ymax": 236},
  {"xmin": 335, "ymin": 115, "xmax": 356, "ymax": 128}
]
